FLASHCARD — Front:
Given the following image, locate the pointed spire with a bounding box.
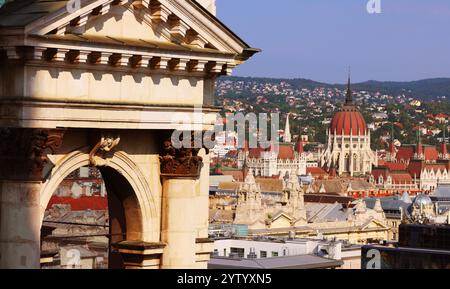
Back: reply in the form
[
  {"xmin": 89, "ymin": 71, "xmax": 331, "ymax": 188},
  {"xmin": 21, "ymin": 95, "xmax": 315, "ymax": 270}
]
[
  {"xmin": 391, "ymin": 122, "xmax": 395, "ymax": 142},
  {"xmin": 415, "ymin": 128, "xmax": 424, "ymax": 158},
  {"xmin": 244, "ymin": 169, "xmax": 255, "ymax": 185},
  {"xmin": 345, "ymin": 67, "xmax": 353, "ymax": 105},
  {"xmin": 389, "ymin": 123, "xmax": 396, "ymax": 159},
  {"xmin": 440, "ymin": 125, "xmax": 448, "ymax": 160},
  {"xmin": 286, "ymin": 172, "xmax": 301, "ymax": 192},
  {"xmin": 374, "ymin": 198, "xmax": 384, "ymax": 213},
  {"xmin": 242, "ymin": 152, "xmax": 249, "ymax": 180},
  {"xmin": 284, "ymin": 113, "xmax": 292, "ymax": 143},
  {"xmin": 296, "ymin": 137, "xmax": 304, "ymax": 154}
]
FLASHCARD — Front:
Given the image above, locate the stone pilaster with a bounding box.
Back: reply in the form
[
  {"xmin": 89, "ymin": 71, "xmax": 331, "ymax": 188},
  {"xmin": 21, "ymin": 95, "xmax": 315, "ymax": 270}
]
[
  {"xmin": 158, "ymin": 131, "xmax": 211, "ymax": 269},
  {"xmin": 161, "ymin": 178, "xmax": 197, "ymax": 269},
  {"xmin": 0, "ymin": 181, "xmax": 42, "ymax": 269},
  {"xmin": 0, "ymin": 128, "xmax": 65, "ymax": 269}
]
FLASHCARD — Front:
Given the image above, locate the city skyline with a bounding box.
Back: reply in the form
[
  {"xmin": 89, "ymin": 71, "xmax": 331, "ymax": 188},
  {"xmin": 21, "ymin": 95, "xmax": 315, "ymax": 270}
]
[{"xmin": 217, "ymin": 0, "xmax": 450, "ymax": 83}]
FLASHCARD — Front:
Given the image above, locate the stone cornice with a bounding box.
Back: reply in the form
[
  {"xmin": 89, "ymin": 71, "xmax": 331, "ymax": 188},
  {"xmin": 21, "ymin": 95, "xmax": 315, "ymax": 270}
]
[{"xmin": 0, "ymin": 99, "xmax": 219, "ymax": 130}]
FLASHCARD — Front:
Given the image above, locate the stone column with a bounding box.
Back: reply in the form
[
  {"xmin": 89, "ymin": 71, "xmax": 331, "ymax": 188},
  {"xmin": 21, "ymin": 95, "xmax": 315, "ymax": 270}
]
[
  {"xmin": 0, "ymin": 128, "xmax": 64, "ymax": 269},
  {"xmin": 195, "ymin": 149, "xmax": 213, "ymax": 268},
  {"xmin": 159, "ymin": 132, "xmax": 208, "ymax": 269},
  {"xmin": 161, "ymin": 178, "xmax": 197, "ymax": 269},
  {"xmin": 0, "ymin": 181, "xmax": 42, "ymax": 269}
]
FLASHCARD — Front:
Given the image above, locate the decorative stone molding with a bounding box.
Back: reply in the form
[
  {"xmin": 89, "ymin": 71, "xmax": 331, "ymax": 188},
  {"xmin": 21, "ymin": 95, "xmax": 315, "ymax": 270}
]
[
  {"xmin": 195, "ymin": 238, "xmax": 214, "ymax": 266},
  {"xmin": 1, "ymin": 43, "xmax": 235, "ymax": 77},
  {"xmin": 159, "ymin": 131, "xmax": 207, "ymax": 179},
  {"xmin": 0, "ymin": 128, "xmax": 65, "ymax": 181}
]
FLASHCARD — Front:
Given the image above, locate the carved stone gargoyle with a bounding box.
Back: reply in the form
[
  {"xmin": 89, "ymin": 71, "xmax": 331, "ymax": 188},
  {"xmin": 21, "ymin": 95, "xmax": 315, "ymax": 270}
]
[{"xmin": 89, "ymin": 135, "xmax": 121, "ymax": 167}]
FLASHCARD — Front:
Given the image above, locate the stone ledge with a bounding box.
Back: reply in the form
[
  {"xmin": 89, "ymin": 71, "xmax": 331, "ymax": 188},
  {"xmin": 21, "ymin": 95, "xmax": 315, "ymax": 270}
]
[{"xmin": 113, "ymin": 241, "xmax": 166, "ymax": 252}]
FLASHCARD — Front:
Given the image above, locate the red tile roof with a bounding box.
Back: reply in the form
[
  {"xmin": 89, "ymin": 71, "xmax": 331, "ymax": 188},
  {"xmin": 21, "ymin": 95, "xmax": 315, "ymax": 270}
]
[
  {"xmin": 372, "ymin": 169, "xmax": 413, "ymax": 184},
  {"xmin": 330, "ymin": 108, "xmax": 367, "ymax": 136},
  {"xmin": 248, "ymin": 147, "xmax": 265, "ymax": 159},
  {"xmin": 222, "ymin": 171, "xmax": 244, "ymax": 182},
  {"xmin": 396, "ymin": 145, "xmax": 439, "ymax": 161},
  {"xmin": 424, "ymin": 147, "xmax": 439, "ymax": 160},
  {"xmin": 47, "ymin": 196, "xmax": 108, "ymax": 211},
  {"xmin": 384, "ymin": 162, "xmax": 408, "ymax": 171},
  {"xmin": 396, "ymin": 147, "xmax": 414, "ymax": 161},
  {"xmin": 278, "ymin": 144, "xmax": 295, "ymax": 160},
  {"xmin": 390, "ymin": 173, "xmax": 413, "ymax": 184},
  {"xmin": 307, "ymin": 167, "xmax": 327, "ymax": 176},
  {"xmin": 407, "ymin": 161, "xmax": 423, "ymax": 177}
]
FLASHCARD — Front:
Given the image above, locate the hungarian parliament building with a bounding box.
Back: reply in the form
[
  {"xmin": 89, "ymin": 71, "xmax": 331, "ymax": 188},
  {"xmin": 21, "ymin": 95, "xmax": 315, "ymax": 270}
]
[{"xmin": 237, "ymin": 78, "xmax": 449, "ymax": 192}]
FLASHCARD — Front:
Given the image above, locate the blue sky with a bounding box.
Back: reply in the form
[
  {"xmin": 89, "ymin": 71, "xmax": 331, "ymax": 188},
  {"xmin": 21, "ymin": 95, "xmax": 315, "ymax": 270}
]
[{"xmin": 216, "ymin": 0, "xmax": 450, "ymax": 83}]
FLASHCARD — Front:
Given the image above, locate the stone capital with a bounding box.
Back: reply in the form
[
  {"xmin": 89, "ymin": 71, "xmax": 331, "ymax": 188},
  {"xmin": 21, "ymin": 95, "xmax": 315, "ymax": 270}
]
[
  {"xmin": 159, "ymin": 131, "xmax": 212, "ymax": 179},
  {"xmin": 0, "ymin": 128, "xmax": 65, "ymax": 181}
]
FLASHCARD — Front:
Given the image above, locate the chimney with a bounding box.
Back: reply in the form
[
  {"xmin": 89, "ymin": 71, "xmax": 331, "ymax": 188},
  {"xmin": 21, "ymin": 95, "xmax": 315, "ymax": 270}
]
[{"xmin": 196, "ymin": 0, "xmax": 217, "ymax": 16}]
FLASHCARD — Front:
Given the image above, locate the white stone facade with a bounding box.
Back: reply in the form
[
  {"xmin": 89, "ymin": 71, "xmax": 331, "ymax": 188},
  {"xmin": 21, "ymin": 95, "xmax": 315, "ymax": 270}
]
[{"xmin": 320, "ymin": 130, "xmax": 377, "ymax": 176}]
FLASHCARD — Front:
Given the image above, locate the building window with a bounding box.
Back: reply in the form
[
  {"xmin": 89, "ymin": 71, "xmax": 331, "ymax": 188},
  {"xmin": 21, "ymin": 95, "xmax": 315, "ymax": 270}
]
[
  {"xmin": 272, "ymin": 252, "xmax": 279, "ymax": 257},
  {"xmin": 224, "ymin": 249, "xmax": 227, "ymax": 257},
  {"xmin": 230, "ymin": 247, "xmax": 245, "ymax": 258},
  {"xmin": 260, "ymin": 251, "xmax": 267, "ymax": 258}
]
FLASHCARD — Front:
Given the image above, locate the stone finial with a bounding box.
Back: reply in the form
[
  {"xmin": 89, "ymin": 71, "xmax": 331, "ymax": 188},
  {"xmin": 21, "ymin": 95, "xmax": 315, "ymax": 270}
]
[
  {"xmin": 244, "ymin": 169, "xmax": 256, "ymax": 185},
  {"xmin": 285, "ymin": 173, "xmax": 301, "ymax": 192},
  {"xmin": 374, "ymin": 198, "xmax": 384, "ymax": 213},
  {"xmin": 354, "ymin": 200, "xmax": 367, "ymax": 214}
]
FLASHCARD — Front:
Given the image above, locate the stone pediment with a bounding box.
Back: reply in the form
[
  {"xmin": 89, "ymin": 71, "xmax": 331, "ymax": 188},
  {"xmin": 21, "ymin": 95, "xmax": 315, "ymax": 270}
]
[
  {"xmin": 0, "ymin": 0, "xmax": 258, "ymax": 61},
  {"xmin": 270, "ymin": 212, "xmax": 295, "ymax": 229}
]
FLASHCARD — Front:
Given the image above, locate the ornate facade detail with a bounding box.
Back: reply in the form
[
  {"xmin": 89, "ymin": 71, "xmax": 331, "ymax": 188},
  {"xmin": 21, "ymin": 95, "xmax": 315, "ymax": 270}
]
[
  {"xmin": 237, "ymin": 114, "xmax": 308, "ymax": 178},
  {"xmin": 283, "ymin": 173, "xmax": 307, "ymax": 222},
  {"xmin": 89, "ymin": 134, "xmax": 121, "ymax": 167},
  {"xmin": 0, "ymin": 128, "xmax": 65, "ymax": 180},
  {"xmin": 320, "ymin": 76, "xmax": 377, "ymax": 176},
  {"xmin": 159, "ymin": 131, "xmax": 206, "ymax": 179},
  {"xmin": 234, "ymin": 170, "xmax": 264, "ymax": 225}
]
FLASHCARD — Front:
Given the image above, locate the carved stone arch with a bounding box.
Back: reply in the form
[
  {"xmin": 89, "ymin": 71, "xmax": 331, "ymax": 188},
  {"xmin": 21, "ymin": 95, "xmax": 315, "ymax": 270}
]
[{"xmin": 39, "ymin": 147, "xmax": 159, "ymax": 242}]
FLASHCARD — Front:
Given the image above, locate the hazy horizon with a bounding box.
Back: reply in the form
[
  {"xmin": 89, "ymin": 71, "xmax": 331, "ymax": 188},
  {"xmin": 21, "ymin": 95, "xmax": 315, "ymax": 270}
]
[{"xmin": 220, "ymin": 75, "xmax": 450, "ymax": 85}]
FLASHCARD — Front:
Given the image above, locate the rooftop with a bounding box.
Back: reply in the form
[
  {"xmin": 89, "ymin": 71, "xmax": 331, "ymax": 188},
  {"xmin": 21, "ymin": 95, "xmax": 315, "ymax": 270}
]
[{"xmin": 208, "ymin": 254, "xmax": 343, "ymax": 269}]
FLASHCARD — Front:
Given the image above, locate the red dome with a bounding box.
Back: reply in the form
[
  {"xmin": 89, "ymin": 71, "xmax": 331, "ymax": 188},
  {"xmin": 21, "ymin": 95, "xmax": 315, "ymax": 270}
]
[{"xmin": 330, "ymin": 107, "xmax": 367, "ymax": 136}]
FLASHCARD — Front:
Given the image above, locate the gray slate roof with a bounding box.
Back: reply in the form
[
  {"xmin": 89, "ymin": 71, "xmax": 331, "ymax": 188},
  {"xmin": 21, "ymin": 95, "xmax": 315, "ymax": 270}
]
[
  {"xmin": 432, "ymin": 184, "xmax": 450, "ymax": 199},
  {"xmin": 364, "ymin": 196, "xmax": 411, "ymax": 214},
  {"xmin": 208, "ymin": 255, "xmax": 343, "ymax": 269}
]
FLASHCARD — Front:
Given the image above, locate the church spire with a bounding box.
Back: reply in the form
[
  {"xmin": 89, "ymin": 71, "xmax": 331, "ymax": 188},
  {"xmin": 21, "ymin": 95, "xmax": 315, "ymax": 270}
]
[
  {"xmin": 284, "ymin": 113, "xmax": 292, "ymax": 143},
  {"xmin": 415, "ymin": 128, "xmax": 424, "ymax": 160},
  {"xmin": 345, "ymin": 68, "xmax": 353, "ymax": 105},
  {"xmin": 440, "ymin": 125, "xmax": 448, "ymax": 160}
]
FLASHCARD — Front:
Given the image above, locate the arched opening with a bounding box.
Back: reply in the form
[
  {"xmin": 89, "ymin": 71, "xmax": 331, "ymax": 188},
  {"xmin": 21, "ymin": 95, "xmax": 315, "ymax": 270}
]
[
  {"xmin": 344, "ymin": 154, "xmax": 350, "ymax": 172},
  {"xmin": 40, "ymin": 165, "xmax": 143, "ymax": 269}
]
